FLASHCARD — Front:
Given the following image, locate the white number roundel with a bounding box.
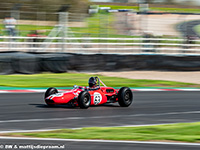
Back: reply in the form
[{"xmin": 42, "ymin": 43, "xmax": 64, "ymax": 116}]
[{"xmin": 93, "ymin": 92, "xmax": 102, "ymax": 105}]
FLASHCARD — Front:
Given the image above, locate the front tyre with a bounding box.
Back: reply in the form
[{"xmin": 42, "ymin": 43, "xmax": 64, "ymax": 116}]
[
  {"xmin": 78, "ymin": 91, "xmax": 91, "ymax": 109},
  {"xmin": 44, "ymin": 87, "xmax": 58, "ymax": 99},
  {"xmin": 118, "ymin": 87, "xmax": 133, "ymax": 107},
  {"xmin": 44, "ymin": 87, "xmax": 58, "ymax": 106}
]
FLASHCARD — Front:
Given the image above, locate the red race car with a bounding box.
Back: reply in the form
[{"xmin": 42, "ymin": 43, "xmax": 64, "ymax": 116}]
[{"xmin": 44, "ymin": 77, "xmax": 133, "ymax": 109}]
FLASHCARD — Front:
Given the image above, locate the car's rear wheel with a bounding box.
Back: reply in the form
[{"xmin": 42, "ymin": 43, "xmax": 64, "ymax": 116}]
[
  {"xmin": 118, "ymin": 87, "xmax": 133, "ymax": 107},
  {"xmin": 78, "ymin": 91, "xmax": 91, "ymax": 109},
  {"xmin": 44, "ymin": 87, "xmax": 58, "ymax": 106}
]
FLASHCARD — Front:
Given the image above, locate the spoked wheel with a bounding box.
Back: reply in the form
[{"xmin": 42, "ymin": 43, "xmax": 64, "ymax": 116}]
[
  {"xmin": 118, "ymin": 87, "xmax": 133, "ymax": 107},
  {"xmin": 78, "ymin": 91, "xmax": 91, "ymax": 109}
]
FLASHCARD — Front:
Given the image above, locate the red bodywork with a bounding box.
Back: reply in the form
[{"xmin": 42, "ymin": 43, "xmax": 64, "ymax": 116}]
[{"xmin": 45, "ymin": 86, "xmax": 118, "ymax": 106}]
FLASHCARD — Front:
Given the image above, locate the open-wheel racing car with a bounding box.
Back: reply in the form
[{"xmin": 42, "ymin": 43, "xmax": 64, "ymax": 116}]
[{"xmin": 44, "ymin": 77, "xmax": 133, "ymax": 109}]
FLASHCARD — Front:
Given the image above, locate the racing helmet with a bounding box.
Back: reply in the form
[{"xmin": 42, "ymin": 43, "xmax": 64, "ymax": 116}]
[{"xmin": 88, "ymin": 77, "xmax": 97, "ymax": 87}]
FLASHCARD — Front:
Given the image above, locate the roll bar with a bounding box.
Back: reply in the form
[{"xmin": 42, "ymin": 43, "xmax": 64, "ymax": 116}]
[{"xmin": 95, "ymin": 76, "xmax": 107, "ymax": 87}]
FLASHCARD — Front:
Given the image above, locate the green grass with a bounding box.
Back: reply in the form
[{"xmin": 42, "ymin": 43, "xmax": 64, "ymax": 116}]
[
  {"xmin": 0, "ymin": 24, "xmax": 53, "ymax": 37},
  {"xmin": 0, "ymin": 13, "xmax": 135, "ymax": 39},
  {"xmin": 99, "ymin": 5, "xmax": 138, "ymax": 11},
  {"xmin": 71, "ymin": 13, "xmax": 119, "ymax": 38},
  {"xmin": 194, "ymin": 25, "xmax": 200, "ymax": 37},
  {"xmin": 16, "ymin": 25, "xmax": 53, "ymax": 37},
  {"xmin": 0, "ymin": 73, "xmax": 198, "ymax": 88},
  {"xmin": 100, "ymin": 5, "xmax": 200, "ymax": 13},
  {"xmin": 150, "ymin": 7, "xmax": 200, "ymax": 13},
  {"xmin": 5, "ymin": 122, "xmax": 200, "ymax": 143}
]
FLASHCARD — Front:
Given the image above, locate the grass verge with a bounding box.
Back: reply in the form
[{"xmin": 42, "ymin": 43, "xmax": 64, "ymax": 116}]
[
  {"xmin": 0, "ymin": 24, "xmax": 53, "ymax": 37},
  {"xmin": 0, "ymin": 73, "xmax": 199, "ymax": 88},
  {"xmin": 3, "ymin": 122, "xmax": 200, "ymax": 143},
  {"xmin": 99, "ymin": 5, "xmax": 200, "ymax": 13}
]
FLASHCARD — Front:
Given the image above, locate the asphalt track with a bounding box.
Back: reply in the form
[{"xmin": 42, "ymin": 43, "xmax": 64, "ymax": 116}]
[
  {"xmin": 0, "ymin": 91, "xmax": 200, "ymax": 150},
  {"xmin": 177, "ymin": 20, "xmax": 200, "ymax": 38}
]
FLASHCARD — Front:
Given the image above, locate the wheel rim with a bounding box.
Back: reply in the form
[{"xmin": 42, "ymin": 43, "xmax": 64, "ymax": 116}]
[
  {"xmin": 124, "ymin": 91, "xmax": 131, "ymax": 104},
  {"xmin": 84, "ymin": 95, "xmax": 90, "ymax": 106}
]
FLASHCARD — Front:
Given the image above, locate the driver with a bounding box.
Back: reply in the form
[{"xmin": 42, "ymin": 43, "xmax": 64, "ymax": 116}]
[{"xmin": 88, "ymin": 77, "xmax": 99, "ymax": 89}]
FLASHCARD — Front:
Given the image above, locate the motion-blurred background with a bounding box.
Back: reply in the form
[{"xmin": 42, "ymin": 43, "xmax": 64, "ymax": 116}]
[{"xmin": 1, "ymin": 0, "xmax": 200, "ymax": 74}]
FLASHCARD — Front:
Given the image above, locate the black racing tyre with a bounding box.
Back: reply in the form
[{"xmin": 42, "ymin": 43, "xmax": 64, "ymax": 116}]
[
  {"xmin": 78, "ymin": 91, "xmax": 91, "ymax": 109},
  {"xmin": 118, "ymin": 87, "xmax": 133, "ymax": 107},
  {"xmin": 44, "ymin": 87, "xmax": 58, "ymax": 99}
]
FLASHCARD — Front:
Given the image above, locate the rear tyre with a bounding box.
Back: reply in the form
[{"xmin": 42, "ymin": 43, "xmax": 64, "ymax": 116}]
[
  {"xmin": 78, "ymin": 91, "xmax": 91, "ymax": 109},
  {"xmin": 118, "ymin": 87, "xmax": 133, "ymax": 107},
  {"xmin": 44, "ymin": 87, "xmax": 58, "ymax": 106}
]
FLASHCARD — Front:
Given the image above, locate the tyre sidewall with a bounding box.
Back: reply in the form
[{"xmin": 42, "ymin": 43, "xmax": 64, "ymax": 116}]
[
  {"xmin": 78, "ymin": 91, "xmax": 91, "ymax": 109},
  {"xmin": 118, "ymin": 87, "xmax": 133, "ymax": 107},
  {"xmin": 45, "ymin": 87, "xmax": 58, "ymax": 99}
]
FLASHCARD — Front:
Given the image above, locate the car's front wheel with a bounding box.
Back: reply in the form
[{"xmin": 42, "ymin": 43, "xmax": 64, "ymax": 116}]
[
  {"xmin": 78, "ymin": 91, "xmax": 91, "ymax": 109},
  {"xmin": 45, "ymin": 87, "xmax": 58, "ymax": 98},
  {"xmin": 118, "ymin": 87, "xmax": 133, "ymax": 107},
  {"xmin": 44, "ymin": 87, "xmax": 58, "ymax": 106}
]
